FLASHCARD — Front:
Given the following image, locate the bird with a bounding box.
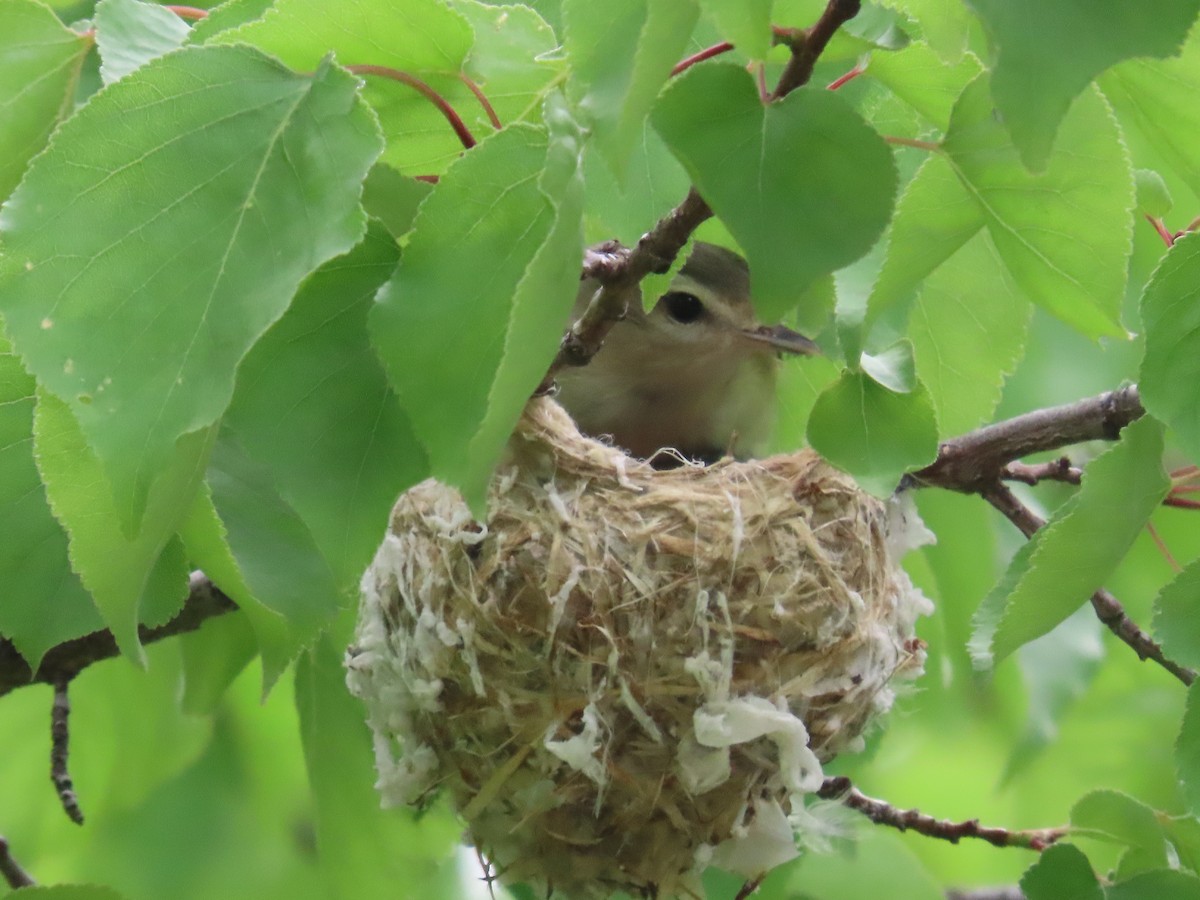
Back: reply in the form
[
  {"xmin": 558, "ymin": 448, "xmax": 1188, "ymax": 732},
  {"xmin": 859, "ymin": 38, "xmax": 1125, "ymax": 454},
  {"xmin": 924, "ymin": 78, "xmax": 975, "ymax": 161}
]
[{"xmin": 555, "ymin": 242, "xmax": 819, "ymax": 464}]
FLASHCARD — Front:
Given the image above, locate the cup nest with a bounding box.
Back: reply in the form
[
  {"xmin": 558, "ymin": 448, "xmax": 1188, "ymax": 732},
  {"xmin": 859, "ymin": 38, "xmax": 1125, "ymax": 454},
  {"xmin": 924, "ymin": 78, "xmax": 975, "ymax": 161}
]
[{"xmin": 346, "ymin": 397, "xmax": 932, "ymax": 898}]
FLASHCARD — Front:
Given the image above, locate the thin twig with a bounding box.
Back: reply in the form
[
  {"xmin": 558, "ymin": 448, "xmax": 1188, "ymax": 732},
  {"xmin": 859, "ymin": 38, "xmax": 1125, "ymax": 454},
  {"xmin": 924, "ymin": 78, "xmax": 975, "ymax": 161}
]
[
  {"xmin": 165, "ymin": 4, "xmax": 208, "ymax": 19},
  {"xmin": 51, "ymin": 679, "xmax": 83, "ymax": 825},
  {"xmin": 671, "ymin": 41, "xmax": 735, "ymax": 76},
  {"xmin": 981, "ymin": 483, "xmax": 1196, "ymax": 687},
  {"xmin": 1002, "ymin": 458, "xmax": 1082, "ymax": 486},
  {"xmin": 772, "ymin": 0, "xmax": 863, "ymax": 100},
  {"xmin": 0, "ymin": 836, "xmax": 35, "ymax": 888},
  {"xmin": 459, "ymin": 73, "xmax": 502, "ymax": 130},
  {"xmin": 0, "ymin": 573, "xmax": 237, "ymax": 697},
  {"xmin": 346, "ymin": 65, "xmax": 477, "ymax": 149},
  {"xmin": 818, "ymin": 776, "xmax": 1064, "ymax": 851}
]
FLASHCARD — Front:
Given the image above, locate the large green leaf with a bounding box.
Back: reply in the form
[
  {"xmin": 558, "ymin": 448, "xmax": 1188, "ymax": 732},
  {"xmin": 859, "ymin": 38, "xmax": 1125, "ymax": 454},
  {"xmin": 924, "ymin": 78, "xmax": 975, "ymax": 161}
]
[
  {"xmin": 866, "ymin": 153, "xmax": 985, "ymax": 344},
  {"xmin": 0, "ymin": 331, "xmax": 101, "ymax": 668},
  {"xmin": 909, "ymin": 230, "xmax": 1031, "ymax": 435},
  {"xmin": 225, "ymin": 221, "xmax": 427, "ymax": 591},
  {"xmin": 1020, "ymin": 843, "xmax": 1103, "ymax": 900},
  {"xmin": 653, "ymin": 65, "xmax": 898, "ymax": 321},
  {"xmin": 942, "ymin": 75, "xmax": 1132, "ymax": 340},
  {"xmin": 806, "ymin": 369, "xmax": 938, "ymax": 494},
  {"xmin": 94, "ymin": 0, "xmax": 190, "ymax": 84},
  {"xmin": 211, "ymin": 0, "xmax": 472, "ymax": 72},
  {"xmin": 867, "ymin": 40, "xmax": 982, "ymax": 130},
  {"xmin": 984, "ymin": 417, "xmax": 1169, "ymax": 664},
  {"xmin": 967, "ymin": 0, "xmax": 1200, "ymax": 171},
  {"xmin": 1154, "ymin": 557, "xmax": 1200, "ymax": 671},
  {"xmin": 878, "ymin": 0, "xmax": 972, "ymax": 62},
  {"xmin": 1140, "ymin": 233, "xmax": 1200, "ymax": 464},
  {"xmin": 1106, "ymin": 870, "xmax": 1200, "ymax": 900},
  {"xmin": 1102, "ymin": 42, "xmax": 1200, "ymax": 204},
  {"xmin": 565, "ymin": 0, "xmax": 699, "ymax": 177},
  {"xmin": 204, "ymin": 434, "xmax": 344, "ymax": 688},
  {"xmin": 33, "ymin": 390, "xmax": 211, "ymax": 663},
  {"xmin": 371, "ymin": 107, "xmax": 585, "ymax": 513},
  {"xmin": 295, "ymin": 632, "xmax": 463, "ymax": 899},
  {"xmin": 697, "ymin": 0, "xmax": 772, "ymax": 60},
  {"xmin": 1072, "ymin": 790, "xmax": 1169, "ymax": 864},
  {"xmin": 940, "ymin": 74, "xmax": 1128, "ymax": 340},
  {"xmin": 0, "ymin": 0, "xmax": 91, "ymax": 201},
  {"xmin": 186, "ymin": 0, "xmax": 274, "ymax": 43},
  {"xmin": 0, "ymin": 46, "xmax": 382, "ymax": 528}
]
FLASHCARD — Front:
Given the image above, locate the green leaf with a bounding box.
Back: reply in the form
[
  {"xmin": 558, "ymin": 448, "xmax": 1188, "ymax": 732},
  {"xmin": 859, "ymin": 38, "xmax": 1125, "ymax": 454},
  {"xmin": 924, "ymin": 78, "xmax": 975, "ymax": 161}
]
[
  {"xmin": 1162, "ymin": 815, "xmax": 1200, "ymax": 875},
  {"xmin": 0, "ymin": 46, "xmax": 382, "ymax": 528},
  {"xmin": 1140, "ymin": 234, "xmax": 1200, "ymax": 464},
  {"xmin": 653, "ymin": 65, "xmax": 898, "ymax": 321},
  {"xmin": 361, "ymin": 164, "xmax": 433, "ymax": 240},
  {"xmin": 371, "ymin": 111, "xmax": 585, "ymax": 513},
  {"xmin": 0, "ymin": 0, "xmax": 91, "ymax": 201},
  {"xmin": 455, "ymin": 0, "xmax": 563, "ymax": 131},
  {"xmin": 0, "ymin": 329, "xmax": 101, "ymax": 670},
  {"xmin": 565, "ymin": 0, "xmax": 698, "ymax": 177},
  {"xmin": 1102, "ymin": 43, "xmax": 1200, "ymax": 203},
  {"xmin": 583, "ymin": 120, "xmax": 690, "ymax": 246},
  {"xmin": 1020, "ymin": 843, "xmax": 1103, "ymax": 900},
  {"xmin": 967, "ymin": 0, "xmax": 1200, "ymax": 171},
  {"xmin": 211, "ymin": 0, "xmax": 472, "ymax": 73},
  {"xmin": 186, "ymin": 0, "xmax": 273, "ymax": 44},
  {"xmin": 1071, "ymin": 790, "xmax": 1168, "ymax": 862},
  {"xmin": 203, "ymin": 434, "xmax": 344, "ymax": 689},
  {"xmin": 178, "ymin": 486, "xmax": 295, "ymax": 692},
  {"xmin": 698, "ymin": 0, "xmax": 772, "ymax": 60},
  {"xmin": 225, "ymin": 221, "xmax": 427, "ymax": 591},
  {"xmin": 987, "ymin": 417, "xmax": 1169, "ymax": 663},
  {"xmin": 1181, "ymin": 682, "xmax": 1200, "ymax": 817},
  {"xmin": 909, "ymin": 230, "xmax": 1031, "ymax": 435},
  {"xmin": 969, "ymin": 532, "xmax": 1039, "ymax": 670},
  {"xmin": 1155, "ymin": 557, "xmax": 1200, "ymax": 670},
  {"xmin": 94, "ymin": 0, "xmax": 190, "ymax": 84},
  {"xmin": 867, "ymin": 40, "xmax": 983, "ymax": 130},
  {"xmin": 942, "ymin": 75, "xmax": 1132, "ymax": 340},
  {"xmin": 878, "ymin": 0, "xmax": 972, "ymax": 62},
  {"xmin": 179, "ymin": 613, "xmax": 258, "ymax": 714},
  {"xmin": 1136, "ymin": 169, "xmax": 1173, "ymax": 219},
  {"xmin": 33, "ymin": 390, "xmax": 212, "ymax": 663},
  {"xmin": 866, "ymin": 153, "xmax": 985, "ymax": 341},
  {"xmin": 1106, "ymin": 870, "xmax": 1200, "ymax": 900},
  {"xmin": 295, "ymin": 632, "xmax": 463, "ymax": 899},
  {"xmin": 806, "ymin": 369, "xmax": 938, "ymax": 494}
]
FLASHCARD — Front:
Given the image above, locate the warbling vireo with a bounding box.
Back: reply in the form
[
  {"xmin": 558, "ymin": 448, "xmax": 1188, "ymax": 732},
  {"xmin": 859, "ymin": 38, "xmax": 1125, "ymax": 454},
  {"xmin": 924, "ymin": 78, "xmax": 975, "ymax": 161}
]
[{"xmin": 556, "ymin": 242, "xmax": 819, "ymax": 463}]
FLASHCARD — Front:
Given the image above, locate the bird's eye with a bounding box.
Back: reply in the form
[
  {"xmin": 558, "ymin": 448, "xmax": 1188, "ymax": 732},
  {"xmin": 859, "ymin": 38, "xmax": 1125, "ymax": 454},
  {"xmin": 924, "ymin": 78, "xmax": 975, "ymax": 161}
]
[{"xmin": 660, "ymin": 291, "xmax": 705, "ymax": 324}]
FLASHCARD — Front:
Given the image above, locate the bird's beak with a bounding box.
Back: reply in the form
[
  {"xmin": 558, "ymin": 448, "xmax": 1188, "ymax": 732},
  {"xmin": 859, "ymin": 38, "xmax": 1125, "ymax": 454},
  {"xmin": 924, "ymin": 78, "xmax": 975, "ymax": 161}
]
[{"xmin": 740, "ymin": 324, "xmax": 821, "ymax": 356}]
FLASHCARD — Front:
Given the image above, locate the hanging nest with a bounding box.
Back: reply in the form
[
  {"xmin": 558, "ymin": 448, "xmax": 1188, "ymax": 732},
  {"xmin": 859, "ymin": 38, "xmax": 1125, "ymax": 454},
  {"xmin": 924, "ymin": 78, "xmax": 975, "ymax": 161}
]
[{"xmin": 346, "ymin": 397, "xmax": 932, "ymax": 898}]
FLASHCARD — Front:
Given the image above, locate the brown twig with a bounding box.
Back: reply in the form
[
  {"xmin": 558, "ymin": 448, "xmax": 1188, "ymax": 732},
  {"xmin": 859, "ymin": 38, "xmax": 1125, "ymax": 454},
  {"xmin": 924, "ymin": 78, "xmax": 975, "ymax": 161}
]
[
  {"xmin": 818, "ymin": 776, "xmax": 1064, "ymax": 851},
  {"xmin": 981, "ymin": 483, "xmax": 1196, "ymax": 687},
  {"xmin": 345, "ymin": 65, "xmax": 477, "ymax": 149},
  {"xmin": 0, "ymin": 835, "xmax": 35, "ymax": 889},
  {"xmin": 165, "ymin": 4, "xmax": 208, "ymax": 19},
  {"xmin": 772, "ymin": 0, "xmax": 863, "ymax": 100},
  {"xmin": 1002, "ymin": 458, "xmax": 1082, "ymax": 486},
  {"xmin": 51, "ymin": 679, "xmax": 84, "ymax": 825},
  {"xmin": 671, "ymin": 41, "xmax": 735, "ymax": 77},
  {"xmin": 914, "ymin": 385, "xmax": 1145, "ymax": 493},
  {"xmin": 0, "ymin": 573, "xmax": 237, "ymax": 697},
  {"xmin": 459, "ymin": 73, "xmax": 502, "ymax": 130}
]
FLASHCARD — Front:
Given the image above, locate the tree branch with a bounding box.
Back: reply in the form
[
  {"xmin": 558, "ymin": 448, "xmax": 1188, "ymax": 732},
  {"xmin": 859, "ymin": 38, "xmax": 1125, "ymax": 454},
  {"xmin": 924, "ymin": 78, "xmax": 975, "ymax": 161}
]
[
  {"xmin": 772, "ymin": 0, "xmax": 863, "ymax": 100},
  {"xmin": 946, "ymin": 889, "xmax": 1025, "ymax": 900},
  {"xmin": 818, "ymin": 776, "xmax": 1064, "ymax": 851},
  {"xmin": 51, "ymin": 680, "xmax": 84, "ymax": 825},
  {"xmin": 0, "ymin": 573, "xmax": 237, "ymax": 697},
  {"xmin": 914, "ymin": 385, "xmax": 1144, "ymax": 493},
  {"xmin": 0, "ymin": 836, "xmax": 35, "ymax": 889}
]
